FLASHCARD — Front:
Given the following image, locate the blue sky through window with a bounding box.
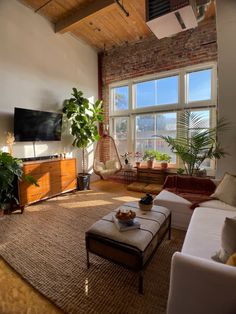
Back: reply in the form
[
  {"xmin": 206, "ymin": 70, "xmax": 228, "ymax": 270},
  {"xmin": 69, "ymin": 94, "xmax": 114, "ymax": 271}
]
[
  {"xmin": 136, "ymin": 76, "xmax": 178, "ymax": 108},
  {"xmin": 188, "ymin": 69, "xmax": 212, "ymax": 102},
  {"xmin": 114, "ymin": 86, "xmax": 129, "ymax": 110}
]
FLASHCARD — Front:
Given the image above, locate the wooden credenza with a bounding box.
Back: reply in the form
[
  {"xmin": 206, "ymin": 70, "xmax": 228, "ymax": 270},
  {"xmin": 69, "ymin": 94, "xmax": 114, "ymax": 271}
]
[{"xmin": 18, "ymin": 158, "xmax": 77, "ymax": 206}]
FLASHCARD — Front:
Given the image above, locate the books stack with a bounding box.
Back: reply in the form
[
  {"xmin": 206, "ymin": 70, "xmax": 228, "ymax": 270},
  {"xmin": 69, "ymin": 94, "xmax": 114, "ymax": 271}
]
[{"xmin": 113, "ymin": 214, "xmax": 140, "ymax": 232}]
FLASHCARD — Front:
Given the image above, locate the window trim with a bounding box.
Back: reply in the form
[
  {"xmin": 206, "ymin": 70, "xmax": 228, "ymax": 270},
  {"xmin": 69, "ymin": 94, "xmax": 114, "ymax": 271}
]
[{"xmin": 109, "ymin": 62, "xmax": 217, "ymax": 170}]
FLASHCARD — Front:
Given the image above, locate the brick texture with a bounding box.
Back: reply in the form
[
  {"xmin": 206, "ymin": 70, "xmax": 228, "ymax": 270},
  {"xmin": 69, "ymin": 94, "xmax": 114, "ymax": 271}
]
[{"xmin": 100, "ymin": 17, "xmax": 217, "ymax": 124}]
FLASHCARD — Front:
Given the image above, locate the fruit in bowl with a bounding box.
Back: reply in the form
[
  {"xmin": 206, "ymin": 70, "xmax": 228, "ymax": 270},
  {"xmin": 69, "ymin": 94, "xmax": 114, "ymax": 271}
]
[{"xmin": 116, "ymin": 209, "xmax": 136, "ymax": 225}]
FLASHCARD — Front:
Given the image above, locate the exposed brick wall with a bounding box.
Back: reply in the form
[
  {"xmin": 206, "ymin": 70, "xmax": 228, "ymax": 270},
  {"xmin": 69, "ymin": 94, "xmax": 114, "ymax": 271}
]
[{"xmin": 100, "ymin": 17, "xmax": 217, "ymax": 124}]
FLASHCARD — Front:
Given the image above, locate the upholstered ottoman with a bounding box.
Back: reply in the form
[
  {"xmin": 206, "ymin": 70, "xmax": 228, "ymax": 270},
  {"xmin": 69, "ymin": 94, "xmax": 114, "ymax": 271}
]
[{"xmin": 85, "ymin": 202, "xmax": 171, "ymax": 293}]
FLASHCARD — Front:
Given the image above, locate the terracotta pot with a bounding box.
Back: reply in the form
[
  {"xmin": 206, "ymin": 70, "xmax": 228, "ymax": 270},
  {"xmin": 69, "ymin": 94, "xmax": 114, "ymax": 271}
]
[
  {"xmin": 161, "ymin": 162, "xmax": 168, "ymax": 169},
  {"xmin": 147, "ymin": 160, "xmax": 154, "ymax": 168}
]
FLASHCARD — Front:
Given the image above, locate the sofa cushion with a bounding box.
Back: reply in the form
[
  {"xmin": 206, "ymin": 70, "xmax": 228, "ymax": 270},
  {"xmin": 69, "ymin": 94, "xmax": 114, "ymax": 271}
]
[
  {"xmin": 182, "ymin": 207, "xmax": 236, "ymax": 260},
  {"xmin": 212, "ymin": 216, "xmax": 236, "ymax": 263},
  {"xmin": 200, "ymin": 199, "xmax": 236, "ymax": 211},
  {"xmin": 211, "ymin": 173, "xmax": 236, "ymax": 207}
]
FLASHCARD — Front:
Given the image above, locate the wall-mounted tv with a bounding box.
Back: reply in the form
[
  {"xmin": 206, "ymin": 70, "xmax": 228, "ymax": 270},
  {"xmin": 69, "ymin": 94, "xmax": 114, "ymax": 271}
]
[{"xmin": 14, "ymin": 107, "xmax": 62, "ymax": 142}]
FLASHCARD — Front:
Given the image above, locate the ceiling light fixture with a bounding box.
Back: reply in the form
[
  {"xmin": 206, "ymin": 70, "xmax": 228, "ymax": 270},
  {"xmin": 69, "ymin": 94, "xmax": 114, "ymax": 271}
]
[{"xmin": 114, "ymin": 0, "xmax": 129, "ymax": 17}]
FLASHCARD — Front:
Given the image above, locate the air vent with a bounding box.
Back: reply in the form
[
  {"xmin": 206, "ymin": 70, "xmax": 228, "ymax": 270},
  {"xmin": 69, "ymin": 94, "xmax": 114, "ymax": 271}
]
[
  {"xmin": 148, "ymin": 0, "xmax": 170, "ymax": 20},
  {"xmin": 146, "ymin": 0, "xmax": 198, "ymax": 39}
]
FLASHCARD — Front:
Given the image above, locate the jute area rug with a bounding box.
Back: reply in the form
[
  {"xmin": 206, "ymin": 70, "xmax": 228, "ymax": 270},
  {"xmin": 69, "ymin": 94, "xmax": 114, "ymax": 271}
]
[{"xmin": 0, "ymin": 189, "xmax": 185, "ymax": 314}]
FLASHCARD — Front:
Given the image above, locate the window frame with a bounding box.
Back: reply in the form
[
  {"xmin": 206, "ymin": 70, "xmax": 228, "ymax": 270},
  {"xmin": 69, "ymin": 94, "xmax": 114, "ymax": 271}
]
[{"xmin": 109, "ymin": 62, "xmax": 217, "ymax": 169}]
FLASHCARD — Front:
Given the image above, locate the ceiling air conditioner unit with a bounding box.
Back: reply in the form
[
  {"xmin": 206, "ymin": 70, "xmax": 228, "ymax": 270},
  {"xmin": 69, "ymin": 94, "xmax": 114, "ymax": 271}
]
[{"xmin": 146, "ymin": 0, "xmax": 198, "ymax": 39}]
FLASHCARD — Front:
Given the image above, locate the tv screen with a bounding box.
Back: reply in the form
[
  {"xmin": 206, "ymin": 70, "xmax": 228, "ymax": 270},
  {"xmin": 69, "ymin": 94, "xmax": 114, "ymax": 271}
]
[{"xmin": 14, "ymin": 108, "xmax": 62, "ymax": 142}]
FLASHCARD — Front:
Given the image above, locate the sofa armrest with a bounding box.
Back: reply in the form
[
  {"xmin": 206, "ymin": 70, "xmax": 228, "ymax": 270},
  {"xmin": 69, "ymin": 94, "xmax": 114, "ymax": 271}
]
[{"xmin": 167, "ymin": 252, "xmax": 236, "ymax": 314}]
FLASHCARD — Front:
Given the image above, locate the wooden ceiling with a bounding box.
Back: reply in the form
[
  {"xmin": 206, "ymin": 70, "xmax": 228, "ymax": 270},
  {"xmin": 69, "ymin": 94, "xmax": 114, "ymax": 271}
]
[{"xmin": 18, "ymin": 0, "xmax": 215, "ymax": 51}]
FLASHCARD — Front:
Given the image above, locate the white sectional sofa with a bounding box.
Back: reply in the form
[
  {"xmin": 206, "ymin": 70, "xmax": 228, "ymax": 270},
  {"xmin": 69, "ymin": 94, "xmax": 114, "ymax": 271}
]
[
  {"xmin": 154, "ymin": 177, "xmax": 236, "ymax": 314},
  {"xmin": 167, "ymin": 206, "xmax": 236, "ymax": 314},
  {"xmin": 154, "ymin": 189, "xmax": 236, "ymax": 231}
]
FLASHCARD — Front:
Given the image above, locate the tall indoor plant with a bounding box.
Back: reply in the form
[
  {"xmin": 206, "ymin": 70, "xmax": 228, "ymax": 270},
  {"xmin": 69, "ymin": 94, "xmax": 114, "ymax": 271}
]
[
  {"xmin": 161, "ymin": 111, "xmax": 227, "ymax": 176},
  {"xmin": 63, "ymin": 88, "xmax": 104, "ymax": 189}
]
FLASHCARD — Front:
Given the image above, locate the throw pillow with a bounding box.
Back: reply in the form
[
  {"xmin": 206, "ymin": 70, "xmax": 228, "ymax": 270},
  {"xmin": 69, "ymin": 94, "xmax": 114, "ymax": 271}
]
[
  {"xmin": 105, "ymin": 159, "xmax": 119, "ymax": 170},
  {"xmin": 211, "ymin": 173, "xmax": 236, "ymax": 207},
  {"xmin": 226, "ymin": 252, "xmax": 236, "ymax": 266},
  {"xmin": 95, "ymin": 161, "xmax": 105, "ymax": 172},
  {"xmin": 212, "ymin": 216, "xmax": 236, "ymax": 263}
]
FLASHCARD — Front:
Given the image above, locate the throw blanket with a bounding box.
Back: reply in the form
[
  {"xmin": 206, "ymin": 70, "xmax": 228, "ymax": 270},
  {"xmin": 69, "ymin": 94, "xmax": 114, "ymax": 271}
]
[{"xmin": 163, "ymin": 175, "xmax": 216, "ymax": 209}]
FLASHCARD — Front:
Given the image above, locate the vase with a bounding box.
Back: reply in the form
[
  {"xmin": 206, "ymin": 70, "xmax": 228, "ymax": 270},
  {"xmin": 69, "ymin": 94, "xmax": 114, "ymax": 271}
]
[
  {"xmin": 135, "ymin": 161, "xmax": 141, "ymax": 168},
  {"xmin": 147, "ymin": 160, "xmax": 154, "ymax": 168},
  {"xmin": 161, "ymin": 162, "xmax": 168, "ymax": 169}
]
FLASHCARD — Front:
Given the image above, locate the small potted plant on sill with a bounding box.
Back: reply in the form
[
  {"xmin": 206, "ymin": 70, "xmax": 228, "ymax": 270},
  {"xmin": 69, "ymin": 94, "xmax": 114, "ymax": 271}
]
[
  {"xmin": 134, "ymin": 151, "xmax": 143, "ymax": 168},
  {"xmin": 143, "ymin": 149, "xmax": 159, "ymax": 169},
  {"xmin": 121, "ymin": 152, "xmax": 132, "ymax": 170},
  {"xmin": 157, "ymin": 153, "xmax": 171, "ymax": 169}
]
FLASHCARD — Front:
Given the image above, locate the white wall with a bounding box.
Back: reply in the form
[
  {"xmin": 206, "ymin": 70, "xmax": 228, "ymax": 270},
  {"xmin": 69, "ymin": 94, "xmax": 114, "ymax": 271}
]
[
  {"xmin": 0, "ymin": 0, "xmax": 98, "ymax": 174},
  {"xmin": 216, "ymin": 0, "xmax": 236, "ymax": 177}
]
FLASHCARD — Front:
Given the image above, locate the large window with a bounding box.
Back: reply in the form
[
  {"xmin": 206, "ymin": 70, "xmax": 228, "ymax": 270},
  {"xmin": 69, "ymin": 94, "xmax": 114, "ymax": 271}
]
[{"xmin": 110, "ymin": 63, "xmax": 217, "ymax": 168}]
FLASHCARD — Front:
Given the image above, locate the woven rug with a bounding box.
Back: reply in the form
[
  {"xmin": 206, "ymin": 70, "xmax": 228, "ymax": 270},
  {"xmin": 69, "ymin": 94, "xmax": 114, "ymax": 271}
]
[{"xmin": 0, "ymin": 190, "xmax": 185, "ymax": 314}]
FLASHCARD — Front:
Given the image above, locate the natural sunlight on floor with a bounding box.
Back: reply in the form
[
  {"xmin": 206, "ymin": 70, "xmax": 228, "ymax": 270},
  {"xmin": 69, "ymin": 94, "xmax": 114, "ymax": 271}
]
[
  {"xmin": 61, "ymin": 200, "xmax": 113, "ymax": 208},
  {"xmin": 112, "ymin": 196, "xmax": 140, "ymax": 202}
]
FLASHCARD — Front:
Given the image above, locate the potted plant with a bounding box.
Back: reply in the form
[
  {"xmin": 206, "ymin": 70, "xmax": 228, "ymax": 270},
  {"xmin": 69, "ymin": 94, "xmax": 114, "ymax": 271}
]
[
  {"xmin": 63, "ymin": 88, "xmax": 104, "ymax": 190},
  {"xmin": 121, "ymin": 152, "xmax": 132, "ymax": 169},
  {"xmin": 161, "ymin": 111, "xmax": 228, "ymax": 176},
  {"xmin": 134, "ymin": 151, "xmax": 143, "ymax": 168},
  {"xmin": 143, "ymin": 149, "xmax": 159, "ymax": 168},
  {"xmin": 0, "ymin": 152, "xmax": 38, "ymax": 216},
  {"xmin": 157, "ymin": 153, "xmax": 171, "ymax": 169}
]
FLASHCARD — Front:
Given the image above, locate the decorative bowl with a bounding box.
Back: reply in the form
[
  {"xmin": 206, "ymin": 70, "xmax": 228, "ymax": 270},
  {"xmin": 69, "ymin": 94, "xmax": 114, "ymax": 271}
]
[
  {"xmin": 139, "ymin": 201, "xmax": 153, "ymax": 211},
  {"xmin": 116, "ymin": 209, "xmax": 136, "ymax": 225}
]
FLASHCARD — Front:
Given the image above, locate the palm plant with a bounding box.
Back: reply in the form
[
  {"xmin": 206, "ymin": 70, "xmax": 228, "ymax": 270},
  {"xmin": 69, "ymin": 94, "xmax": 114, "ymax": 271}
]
[{"xmin": 161, "ymin": 111, "xmax": 228, "ymax": 176}]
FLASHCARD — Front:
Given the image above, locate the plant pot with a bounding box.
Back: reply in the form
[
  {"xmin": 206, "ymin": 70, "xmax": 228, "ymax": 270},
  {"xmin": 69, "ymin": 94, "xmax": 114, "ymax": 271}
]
[
  {"xmin": 0, "ymin": 203, "xmax": 11, "ymax": 217},
  {"xmin": 77, "ymin": 173, "xmax": 91, "ymax": 190},
  {"xmin": 147, "ymin": 160, "xmax": 154, "ymax": 169},
  {"xmin": 135, "ymin": 161, "xmax": 141, "ymax": 168},
  {"xmin": 161, "ymin": 162, "xmax": 168, "ymax": 169}
]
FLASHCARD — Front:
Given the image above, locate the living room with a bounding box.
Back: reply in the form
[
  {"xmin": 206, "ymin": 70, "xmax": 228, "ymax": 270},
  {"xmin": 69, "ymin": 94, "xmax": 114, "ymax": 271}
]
[{"xmin": 0, "ymin": 0, "xmax": 236, "ymax": 313}]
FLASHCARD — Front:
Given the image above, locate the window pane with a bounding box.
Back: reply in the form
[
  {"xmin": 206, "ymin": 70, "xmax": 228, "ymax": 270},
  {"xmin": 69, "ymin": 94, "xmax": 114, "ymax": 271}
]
[
  {"xmin": 136, "ymin": 80, "xmax": 156, "ymax": 108},
  {"xmin": 136, "ymin": 114, "xmax": 155, "ymax": 139},
  {"xmin": 188, "ymin": 69, "xmax": 212, "ymax": 102},
  {"xmin": 113, "ymin": 86, "xmax": 129, "ymax": 111},
  {"xmin": 136, "ymin": 139, "xmax": 155, "ymax": 152},
  {"xmin": 157, "ymin": 76, "xmax": 178, "ymax": 105},
  {"xmin": 135, "ymin": 75, "xmax": 178, "ymax": 108},
  {"xmin": 189, "ymin": 110, "xmax": 210, "ymax": 129},
  {"xmin": 113, "ymin": 117, "xmax": 128, "ymax": 154},
  {"xmin": 156, "ymin": 112, "xmax": 177, "ymax": 163}
]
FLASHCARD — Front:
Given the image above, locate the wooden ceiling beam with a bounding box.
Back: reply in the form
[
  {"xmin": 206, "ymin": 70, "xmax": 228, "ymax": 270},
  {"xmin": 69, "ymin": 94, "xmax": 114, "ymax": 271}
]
[{"xmin": 55, "ymin": 0, "xmax": 115, "ymax": 34}]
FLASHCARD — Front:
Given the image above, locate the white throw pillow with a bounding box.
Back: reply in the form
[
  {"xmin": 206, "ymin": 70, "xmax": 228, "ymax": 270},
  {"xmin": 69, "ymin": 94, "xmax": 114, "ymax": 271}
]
[
  {"xmin": 212, "ymin": 216, "xmax": 236, "ymax": 263},
  {"xmin": 95, "ymin": 161, "xmax": 105, "ymax": 172},
  {"xmin": 211, "ymin": 173, "xmax": 236, "ymax": 207},
  {"xmin": 105, "ymin": 159, "xmax": 119, "ymax": 170}
]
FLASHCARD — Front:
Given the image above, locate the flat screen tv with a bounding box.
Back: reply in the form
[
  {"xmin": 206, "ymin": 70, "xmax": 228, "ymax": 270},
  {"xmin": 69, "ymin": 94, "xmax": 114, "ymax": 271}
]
[{"xmin": 14, "ymin": 107, "xmax": 62, "ymax": 142}]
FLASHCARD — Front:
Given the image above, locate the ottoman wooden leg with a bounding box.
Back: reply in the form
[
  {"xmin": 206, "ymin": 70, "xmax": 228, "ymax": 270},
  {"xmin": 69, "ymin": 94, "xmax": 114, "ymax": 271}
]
[{"xmin": 138, "ymin": 271, "xmax": 144, "ymax": 294}]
